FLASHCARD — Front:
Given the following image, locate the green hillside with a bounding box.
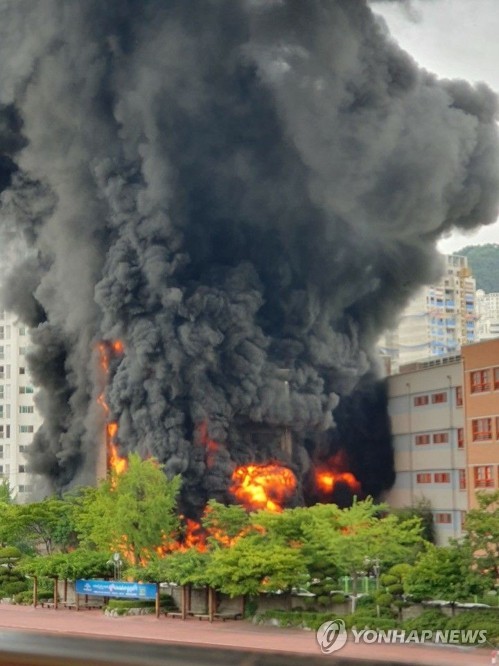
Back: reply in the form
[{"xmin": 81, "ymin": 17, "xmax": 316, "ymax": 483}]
[{"xmin": 455, "ymin": 243, "xmax": 499, "ymax": 293}]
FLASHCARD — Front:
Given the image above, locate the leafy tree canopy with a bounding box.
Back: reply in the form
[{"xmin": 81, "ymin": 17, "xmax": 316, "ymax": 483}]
[{"xmin": 75, "ymin": 453, "xmax": 181, "ymax": 564}]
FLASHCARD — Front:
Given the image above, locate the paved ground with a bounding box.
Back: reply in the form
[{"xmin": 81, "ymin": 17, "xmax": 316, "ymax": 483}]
[{"xmin": 0, "ymin": 603, "xmax": 495, "ymax": 665}]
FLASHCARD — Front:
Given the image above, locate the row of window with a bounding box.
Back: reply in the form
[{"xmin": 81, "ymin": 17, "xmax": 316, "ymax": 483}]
[
  {"xmin": 0, "ymin": 326, "xmax": 27, "ymax": 340},
  {"xmin": 0, "ymin": 444, "xmax": 30, "ymax": 456},
  {"xmin": 0, "ymin": 465, "xmax": 29, "ymax": 474},
  {"xmin": 0, "ymin": 425, "xmax": 36, "ymax": 438},
  {"xmin": 413, "ymin": 387, "xmax": 463, "ymax": 407},
  {"xmin": 416, "ymin": 472, "xmax": 455, "ymax": 485},
  {"xmin": 414, "ymin": 428, "xmax": 464, "ymax": 448},
  {"xmin": 470, "ymin": 367, "xmax": 499, "ymax": 393}
]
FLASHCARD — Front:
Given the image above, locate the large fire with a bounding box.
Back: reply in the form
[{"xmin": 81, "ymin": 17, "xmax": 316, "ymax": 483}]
[
  {"xmin": 314, "ymin": 451, "xmax": 361, "ymax": 498},
  {"xmin": 230, "ymin": 463, "xmax": 297, "ymax": 512},
  {"xmin": 97, "ymin": 340, "xmax": 128, "ymax": 476}
]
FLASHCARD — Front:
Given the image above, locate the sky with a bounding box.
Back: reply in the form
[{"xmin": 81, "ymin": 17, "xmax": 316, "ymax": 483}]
[{"xmin": 372, "ymin": 0, "xmax": 499, "ymax": 254}]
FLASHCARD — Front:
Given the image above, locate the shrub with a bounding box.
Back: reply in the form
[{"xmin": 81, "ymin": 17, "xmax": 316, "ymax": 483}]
[
  {"xmin": 375, "ymin": 592, "xmax": 393, "ymax": 607},
  {"xmin": 331, "ymin": 593, "xmax": 347, "ymax": 605},
  {"xmin": 356, "ymin": 595, "xmax": 375, "ymax": 607},
  {"xmin": 0, "ymin": 581, "xmax": 28, "ymax": 597},
  {"xmin": 403, "ymin": 609, "xmax": 448, "ymax": 633},
  {"xmin": 387, "ymin": 584, "xmax": 404, "ymax": 596},
  {"xmin": 380, "ymin": 574, "xmax": 398, "ymax": 587}
]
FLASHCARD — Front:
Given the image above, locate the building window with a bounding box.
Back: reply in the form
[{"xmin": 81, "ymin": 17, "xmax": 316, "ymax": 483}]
[
  {"xmin": 496, "ymin": 417, "xmax": 499, "ymax": 440},
  {"xmin": 19, "ymin": 406, "xmax": 34, "ymax": 414},
  {"xmin": 431, "ymin": 392, "xmax": 448, "ymax": 404},
  {"xmin": 433, "ymin": 432, "xmax": 449, "ymax": 444},
  {"xmin": 18, "ymin": 485, "xmax": 32, "ymax": 493},
  {"xmin": 19, "ymin": 386, "xmax": 34, "ymax": 394},
  {"xmin": 457, "ymin": 428, "xmax": 464, "ymax": 449},
  {"xmin": 5, "ymin": 425, "xmax": 10, "ymax": 439},
  {"xmin": 18, "ymin": 465, "xmax": 28, "ymax": 473},
  {"xmin": 494, "ymin": 367, "xmax": 499, "ymax": 390},
  {"xmin": 435, "ymin": 513, "xmax": 452, "ymax": 524},
  {"xmin": 414, "ymin": 395, "xmax": 429, "ymax": 407},
  {"xmin": 18, "ymin": 327, "xmax": 26, "ymax": 336},
  {"xmin": 434, "ymin": 472, "xmax": 451, "ymax": 483},
  {"xmin": 472, "ymin": 418, "xmax": 493, "ymax": 442},
  {"xmin": 416, "ymin": 473, "xmax": 432, "ymax": 484},
  {"xmin": 19, "ymin": 425, "xmax": 34, "ymax": 434},
  {"xmin": 415, "ymin": 434, "xmax": 430, "ymax": 446},
  {"xmin": 19, "ymin": 367, "xmax": 25, "ymax": 375},
  {"xmin": 459, "ymin": 469, "xmax": 466, "ymax": 490},
  {"xmin": 19, "ymin": 445, "xmax": 29, "ymax": 453},
  {"xmin": 455, "ymin": 386, "xmax": 463, "ymax": 406},
  {"xmin": 474, "ymin": 466, "xmax": 494, "ymax": 488},
  {"xmin": 470, "ymin": 369, "xmax": 489, "ymax": 393}
]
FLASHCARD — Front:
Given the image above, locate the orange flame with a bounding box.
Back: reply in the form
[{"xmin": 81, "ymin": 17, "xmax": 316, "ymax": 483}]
[
  {"xmin": 314, "ymin": 451, "xmax": 361, "ymax": 497},
  {"xmin": 97, "ymin": 340, "xmax": 127, "ymax": 478},
  {"xmin": 230, "ymin": 463, "xmax": 297, "ymax": 512}
]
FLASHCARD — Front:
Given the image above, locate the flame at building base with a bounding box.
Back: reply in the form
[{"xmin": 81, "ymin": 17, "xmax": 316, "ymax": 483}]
[{"xmin": 230, "ymin": 463, "xmax": 298, "ymax": 512}]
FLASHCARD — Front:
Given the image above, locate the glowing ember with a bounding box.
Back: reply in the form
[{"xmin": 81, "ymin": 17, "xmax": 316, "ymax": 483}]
[{"xmin": 230, "ymin": 463, "xmax": 297, "ymax": 512}]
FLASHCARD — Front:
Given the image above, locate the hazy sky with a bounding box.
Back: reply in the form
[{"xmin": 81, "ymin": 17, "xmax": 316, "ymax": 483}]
[{"xmin": 372, "ymin": 0, "xmax": 499, "ymax": 254}]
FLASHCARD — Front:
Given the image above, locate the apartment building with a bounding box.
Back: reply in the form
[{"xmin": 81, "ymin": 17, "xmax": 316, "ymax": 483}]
[
  {"xmin": 476, "ymin": 290, "xmax": 499, "ymax": 341},
  {"xmin": 386, "ymin": 356, "xmax": 467, "ymax": 545},
  {"xmin": 461, "ymin": 339, "xmax": 499, "ymax": 508},
  {"xmin": 0, "ymin": 309, "xmax": 42, "ymax": 502},
  {"xmin": 380, "ymin": 254, "xmax": 477, "ymax": 373}
]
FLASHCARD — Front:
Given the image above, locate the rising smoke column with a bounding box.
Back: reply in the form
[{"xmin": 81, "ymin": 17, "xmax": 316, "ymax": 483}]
[{"xmin": 0, "ymin": 0, "xmax": 498, "ymax": 512}]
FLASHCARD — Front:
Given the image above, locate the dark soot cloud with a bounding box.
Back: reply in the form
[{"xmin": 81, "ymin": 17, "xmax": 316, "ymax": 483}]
[{"xmin": 0, "ymin": 0, "xmax": 497, "ymax": 512}]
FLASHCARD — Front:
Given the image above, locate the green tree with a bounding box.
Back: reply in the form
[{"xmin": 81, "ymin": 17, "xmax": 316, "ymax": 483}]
[
  {"xmin": 0, "ymin": 497, "xmax": 74, "ymax": 554},
  {"xmin": 301, "ymin": 498, "xmax": 424, "ymax": 611},
  {"xmin": 204, "ymin": 534, "xmax": 308, "ymax": 597},
  {"xmin": 404, "ymin": 542, "xmax": 490, "ymax": 611},
  {"xmin": 75, "ymin": 453, "xmax": 181, "ymax": 564},
  {"xmin": 464, "ymin": 490, "xmax": 499, "ymax": 580},
  {"xmin": 201, "ymin": 500, "xmax": 250, "ymax": 546}
]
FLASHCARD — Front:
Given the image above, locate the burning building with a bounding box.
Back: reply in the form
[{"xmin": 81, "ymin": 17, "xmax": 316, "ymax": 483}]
[{"xmin": 0, "ymin": 1, "xmax": 498, "ymax": 515}]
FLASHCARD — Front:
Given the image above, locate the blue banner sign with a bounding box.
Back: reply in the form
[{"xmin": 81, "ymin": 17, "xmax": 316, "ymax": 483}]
[{"xmin": 75, "ymin": 579, "xmax": 157, "ymax": 600}]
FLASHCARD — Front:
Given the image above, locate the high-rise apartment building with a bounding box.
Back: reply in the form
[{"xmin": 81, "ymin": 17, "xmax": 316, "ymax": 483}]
[
  {"xmin": 476, "ymin": 290, "xmax": 499, "ymax": 341},
  {"xmin": 380, "ymin": 255, "xmax": 477, "ymax": 374},
  {"xmin": 0, "ymin": 309, "xmax": 42, "ymax": 502}
]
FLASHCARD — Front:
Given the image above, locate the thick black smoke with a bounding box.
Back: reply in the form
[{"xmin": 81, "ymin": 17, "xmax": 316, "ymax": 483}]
[{"xmin": 0, "ymin": 0, "xmax": 498, "ymax": 513}]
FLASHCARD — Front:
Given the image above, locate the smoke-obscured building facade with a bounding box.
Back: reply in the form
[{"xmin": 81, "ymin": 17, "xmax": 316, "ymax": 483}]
[
  {"xmin": 0, "ymin": 310, "xmax": 42, "ymax": 501},
  {"xmin": 380, "ymin": 255, "xmax": 477, "ymax": 374}
]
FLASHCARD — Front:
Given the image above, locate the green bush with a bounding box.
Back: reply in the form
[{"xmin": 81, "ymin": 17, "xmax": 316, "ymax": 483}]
[
  {"xmin": 356, "ymin": 594, "xmax": 375, "ymax": 607},
  {"xmin": 375, "ymin": 592, "xmax": 393, "ymax": 607},
  {"xmin": 387, "ymin": 584, "xmax": 404, "ymax": 596},
  {"xmin": 403, "ymin": 609, "xmax": 448, "ymax": 633},
  {"xmin": 106, "ymin": 599, "xmax": 156, "ymax": 610},
  {"xmin": 344, "ymin": 614, "xmax": 399, "ymax": 631},
  {"xmin": 380, "ymin": 574, "xmax": 397, "ymax": 587},
  {"xmin": 0, "ymin": 581, "xmax": 29, "ymax": 596},
  {"xmin": 331, "ymin": 593, "xmax": 347, "ymax": 605}
]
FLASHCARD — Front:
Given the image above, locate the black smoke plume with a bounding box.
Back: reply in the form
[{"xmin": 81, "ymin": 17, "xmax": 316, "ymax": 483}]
[{"xmin": 0, "ymin": 0, "xmax": 498, "ymax": 513}]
